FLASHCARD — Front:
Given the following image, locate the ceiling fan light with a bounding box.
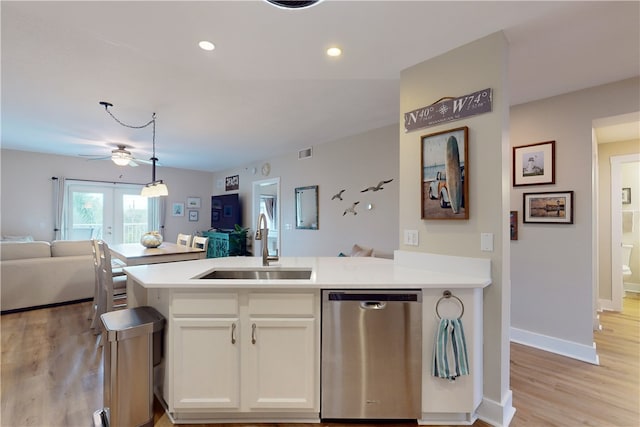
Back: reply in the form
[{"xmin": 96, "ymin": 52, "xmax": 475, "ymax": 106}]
[
  {"xmin": 111, "ymin": 153, "xmax": 131, "ymax": 166},
  {"xmin": 141, "ymin": 181, "xmax": 169, "ymax": 197}
]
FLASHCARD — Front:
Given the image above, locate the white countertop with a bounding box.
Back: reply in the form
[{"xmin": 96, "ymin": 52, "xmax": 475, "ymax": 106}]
[{"xmin": 124, "ymin": 251, "xmax": 491, "ymax": 290}]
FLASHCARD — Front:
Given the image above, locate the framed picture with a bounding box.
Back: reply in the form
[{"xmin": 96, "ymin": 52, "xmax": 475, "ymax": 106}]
[
  {"xmin": 187, "ymin": 197, "xmax": 201, "ymax": 208},
  {"xmin": 421, "ymin": 126, "xmax": 469, "ymax": 220},
  {"xmin": 510, "ymin": 211, "xmax": 518, "ymax": 240},
  {"xmin": 172, "ymin": 202, "xmax": 184, "ymax": 217},
  {"xmin": 523, "ymin": 191, "xmax": 573, "ymax": 224},
  {"xmin": 188, "ymin": 210, "xmax": 199, "ymax": 222},
  {"xmin": 225, "ymin": 175, "xmax": 239, "ymax": 191},
  {"xmin": 513, "ymin": 141, "xmax": 555, "ymax": 186},
  {"xmin": 622, "ymin": 187, "xmax": 631, "ymax": 204}
]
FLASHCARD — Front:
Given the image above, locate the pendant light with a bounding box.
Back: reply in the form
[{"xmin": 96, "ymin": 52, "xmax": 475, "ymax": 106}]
[{"xmin": 100, "ymin": 101, "xmax": 168, "ymax": 197}]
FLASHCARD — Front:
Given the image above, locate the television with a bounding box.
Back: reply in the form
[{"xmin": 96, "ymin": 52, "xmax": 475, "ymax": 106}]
[{"xmin": 211, "ymin": 193, "xmax": 241, "ymax": 231}]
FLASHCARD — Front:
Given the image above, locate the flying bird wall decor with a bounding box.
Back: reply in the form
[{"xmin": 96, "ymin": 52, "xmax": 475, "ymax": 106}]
[
  {"xmin": 343, "ymin": 201, "xmax": 360, "ymax": 216},
  {"xmin": 331, "ymin": 189, "xmax": 346, "ymax": 201},
  {"xmin": 361, "ymin": 179, "xmax": 393, "ymax": 193}
]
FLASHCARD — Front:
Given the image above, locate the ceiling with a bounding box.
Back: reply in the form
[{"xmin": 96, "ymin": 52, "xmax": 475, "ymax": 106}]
[{"xmin": 1, "ymin": 1, "xmax": 639, "ymax": 172}]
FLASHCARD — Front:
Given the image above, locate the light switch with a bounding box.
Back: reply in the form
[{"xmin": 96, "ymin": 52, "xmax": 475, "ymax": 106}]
[
  {"xmin": 481, "ymin": 233, "xmax": 493, "ymax": 252},
  {"xmin": 404, "ymin": 230, "xmax": 419, "ymax": 246}
]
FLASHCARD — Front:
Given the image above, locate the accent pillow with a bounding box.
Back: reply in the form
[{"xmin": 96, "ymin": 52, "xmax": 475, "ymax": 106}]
[{"xmin": 351, "ymin": 244, "xmax": 373, "ymax": 257}]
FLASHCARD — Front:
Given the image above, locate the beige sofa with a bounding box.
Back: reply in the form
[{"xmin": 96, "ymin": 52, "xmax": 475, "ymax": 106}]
[{"xmin": 1, "ymin": 240, "xmax": 94, "ymax": 313}]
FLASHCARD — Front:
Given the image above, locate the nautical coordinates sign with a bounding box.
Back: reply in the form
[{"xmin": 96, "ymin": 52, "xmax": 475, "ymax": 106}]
[{"xmin": 404, "ymin": 88, "xmax": 492, "ymax": 132}]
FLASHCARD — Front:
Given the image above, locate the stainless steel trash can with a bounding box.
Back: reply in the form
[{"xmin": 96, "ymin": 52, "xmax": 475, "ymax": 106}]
[{"xmin": 95, "ymin": 306, "xmax": 165, "ymax": 427}]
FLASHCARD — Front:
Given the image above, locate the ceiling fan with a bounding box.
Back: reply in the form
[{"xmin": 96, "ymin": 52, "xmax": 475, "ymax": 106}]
[{"xmin": 79, "ymin": 144, "xmax": 153, "ymax": 167}]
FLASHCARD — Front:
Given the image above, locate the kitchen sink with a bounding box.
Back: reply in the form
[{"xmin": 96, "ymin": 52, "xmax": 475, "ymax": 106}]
[{"xmin": 197, "ymin": 268, "xmax": 312, "ymax": 280}]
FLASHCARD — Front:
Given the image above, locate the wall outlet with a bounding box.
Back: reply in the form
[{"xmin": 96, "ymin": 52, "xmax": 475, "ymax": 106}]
[{"xmin": 404, "ymin": 229, "xmax": 419, "ymax": 246}]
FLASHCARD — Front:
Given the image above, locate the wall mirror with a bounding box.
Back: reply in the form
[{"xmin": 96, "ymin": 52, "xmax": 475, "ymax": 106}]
[
  {"xmin": 253, "ymin": 177, "xmax": 280, "ymax": 256},
  {"xmin": 295, "ymin": 185, "xmax": 319, "ymax": 230}
]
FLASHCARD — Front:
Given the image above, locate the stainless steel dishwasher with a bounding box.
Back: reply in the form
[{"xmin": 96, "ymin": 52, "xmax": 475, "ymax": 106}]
[{"xmin": 321, "ymin": 290, "xmax": 422, "ymax": 420}]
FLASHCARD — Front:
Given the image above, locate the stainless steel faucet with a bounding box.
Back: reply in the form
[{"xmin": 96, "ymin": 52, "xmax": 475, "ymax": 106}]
[{"xmin": 255, "ymin": 213, "xmax": 279, "ymax": 266}]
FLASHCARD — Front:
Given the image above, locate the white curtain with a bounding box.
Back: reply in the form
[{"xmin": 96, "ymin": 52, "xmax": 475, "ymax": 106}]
[
  {"xmin": 264, "ymin": 197, "xmax": 275, "ymax": 223},
  {"xmin": 151, "ymin": 197, "xmax": 167, "ymax": 238},
  {"xmin": 52, "ymin": 176, "xmax": 66, "ymax": 241}
]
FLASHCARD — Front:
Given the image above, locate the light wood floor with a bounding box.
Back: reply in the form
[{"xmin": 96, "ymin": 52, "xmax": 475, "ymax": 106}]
[{"xmin": 1, "ymin": 296, "xmax": 638, "ymax": 427}]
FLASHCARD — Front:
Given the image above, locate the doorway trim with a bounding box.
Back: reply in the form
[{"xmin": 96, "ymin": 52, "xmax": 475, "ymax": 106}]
[
  {"xmin": 610, "ymin": 153, "xmax": 640, "ymax": 311},
  {"xmin": 252, "ymin": 177, "xmax": 281, "ymax": 257}
]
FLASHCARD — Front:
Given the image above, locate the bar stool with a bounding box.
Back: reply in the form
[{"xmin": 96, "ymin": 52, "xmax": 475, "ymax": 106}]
[{"xmin": 90, "ymin": 240, "xmax": 127, "ymax": 334}]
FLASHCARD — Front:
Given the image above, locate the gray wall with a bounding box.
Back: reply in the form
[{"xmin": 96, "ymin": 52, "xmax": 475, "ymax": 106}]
[
  {"xmin": 510, "ymin": 77, "xmax": 640, "ymax": 351},
  {"xmin": 0, "ymin": 149, "xmax": 214, "ymax": 243},
  {"xmin": 210, "ymin": 124, "xmax": 400, "ymax": 257}
]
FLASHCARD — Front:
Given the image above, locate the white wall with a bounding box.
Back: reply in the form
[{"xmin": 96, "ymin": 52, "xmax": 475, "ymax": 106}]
[
  {"xmin": 510, "ymin": 77, "xmax": 640, "ymax": 358},
  {"xmin": 399, "ymin": 32, "xmax": 512, "ymax": 425},
  {"xmin": 211, "ymin": 124, "xmax": 399, "ymax": 257},
  {"xmin": 0, "ymin": 149, "xmax": 214, "ymax": 242}
]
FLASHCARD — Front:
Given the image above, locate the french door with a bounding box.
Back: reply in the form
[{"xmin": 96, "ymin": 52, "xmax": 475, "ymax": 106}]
[{"xmin": 65, "ymin": 181, "xmax": 154, "ymax": 245}]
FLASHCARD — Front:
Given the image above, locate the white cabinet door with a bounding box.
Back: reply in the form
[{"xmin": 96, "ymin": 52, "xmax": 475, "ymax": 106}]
[
  {"xmin": 172, "ymin": 317, "xmax": 241, "ymax": 409},
  {"xmin": 244, "ymin": 318, "xmax": 316, "ymax": 410}
]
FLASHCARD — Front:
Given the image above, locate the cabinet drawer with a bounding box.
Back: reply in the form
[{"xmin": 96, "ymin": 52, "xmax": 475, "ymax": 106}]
[
  {"xmin": 248, "ymin": 292, "xmax": 316, "ymax": 317},
  {"xmin": 173, "ymin": 292, "xmax": 239, "ymax": 316}
]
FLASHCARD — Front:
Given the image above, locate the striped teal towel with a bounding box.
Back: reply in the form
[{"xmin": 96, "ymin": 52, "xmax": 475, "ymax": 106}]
[{"xmin": 432, "ymin": 318, "xmax": 469, "ymax": 381}]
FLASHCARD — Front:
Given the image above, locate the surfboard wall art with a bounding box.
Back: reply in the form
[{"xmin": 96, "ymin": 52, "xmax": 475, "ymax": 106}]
[{"xmin": 421, "ymin": 126, "xmax": 469, "ymax": 220}]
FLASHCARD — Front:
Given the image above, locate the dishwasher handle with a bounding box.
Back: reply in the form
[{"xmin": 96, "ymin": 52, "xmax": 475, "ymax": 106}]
[
  {"xmin": 327, "ymin": 291, "xmax": 421, "ymax": 302},
  {"xmin": 360, "ymin": 301, "xmax": 387, "ymax": 310}
]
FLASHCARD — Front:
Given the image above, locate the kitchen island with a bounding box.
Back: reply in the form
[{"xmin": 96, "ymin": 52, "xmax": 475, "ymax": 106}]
[{"xmin": 124, "ymin": 250, "xmax": 491, "ymax": 425}]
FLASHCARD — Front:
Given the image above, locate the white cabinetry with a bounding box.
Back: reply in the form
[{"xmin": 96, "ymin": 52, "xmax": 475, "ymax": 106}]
[{"xmin": 167, "ymin": 290, "xmax": 319, "ymax": 422}]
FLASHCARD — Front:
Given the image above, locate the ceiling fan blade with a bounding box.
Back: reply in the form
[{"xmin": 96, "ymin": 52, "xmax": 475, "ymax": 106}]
[
  {"xmin": 79, "ymin": 154, "xmax": 111, "ymax": 160},
  {"xmin": 128, "ymin": 160, "xmax": 139, "ymax": 167},
  {"xmin": 135, "ymin": 158, "xmax": 162, "ymax": 166}
]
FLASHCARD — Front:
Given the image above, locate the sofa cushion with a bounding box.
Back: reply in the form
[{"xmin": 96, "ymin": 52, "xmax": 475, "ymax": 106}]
[
  {"xmin": 51, "ymin": 240, "xmax": 92, "ymax": 257},
  {"xmin": 0, "ymin": 241, "xmax": 51, "ymax": 261}
]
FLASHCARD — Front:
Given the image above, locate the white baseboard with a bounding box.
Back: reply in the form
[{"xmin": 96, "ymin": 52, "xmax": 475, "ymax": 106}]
[
  {"xmin": 510, "ymin": 327, "xmax": 599, "ymax": 365},
  {"xmin": 476, "ymin": 390, "xmax": 516, "ymax": 427},
  {"xmin": 624, "ymin": 282, "xmax": 640, "ymax": 293},
  {"xmin": 598, "ymin": 298, "xmax": 616, "ymax": 312}
]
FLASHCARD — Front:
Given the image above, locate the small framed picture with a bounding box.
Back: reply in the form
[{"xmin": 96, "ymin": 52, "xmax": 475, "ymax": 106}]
[
  {"xmin": 225, "ymin": 175, "xmax": 239, "ymax": 191},
  {"xmin": 622, "ymin": 187, "xmax": 631, "ymax": 204},
  {"xmin": 523, "ymin": 191, "xmax": 573, "ymax": 224},
  {"xmin": 513, "ymin": 141, "xmax": 555, "ymax": 186},
  {"xmin": 188, "ymin": 210, "xmax": 199, "ymax": 222},
  {"xmin": 172, "ymin": 202, "xmax": 184, "ymax": 217},
  {"xmin": 187, "ymin": 197, "xmax": 201, "ymax": 208},
  {"xmin": 510, "ymin": 211, "xmax": 518, "ymax": 240}
]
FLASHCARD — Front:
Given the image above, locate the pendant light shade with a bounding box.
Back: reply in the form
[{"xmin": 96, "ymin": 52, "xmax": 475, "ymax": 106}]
[{"xmin": 141, "ymin": 181, "xmax": 169, "ymax": 197}]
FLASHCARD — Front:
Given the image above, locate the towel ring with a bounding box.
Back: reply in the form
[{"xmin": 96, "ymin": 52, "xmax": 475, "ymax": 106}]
[{"xmin": 435, "ymin": 290, "xmax": 464, "ymax": 319}]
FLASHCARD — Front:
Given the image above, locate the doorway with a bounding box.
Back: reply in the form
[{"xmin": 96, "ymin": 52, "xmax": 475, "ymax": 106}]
[
  {"xmin": 594, "ymin": 111, "xmax": 640, "ymax": 315},
  {"xmin": 252, "ymin": 177, "xmax": 281, "ymax": 257},
  {"xmin": 64, "ymin": 180, "xmax": 156, "ymax": 245},
  {"xmin": 610, "ymin": 155, "xmax": 640, "ymax": 310}
]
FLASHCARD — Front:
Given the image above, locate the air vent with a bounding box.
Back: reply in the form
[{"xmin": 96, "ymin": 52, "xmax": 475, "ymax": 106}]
[{"xmin": 298, "ymin": 147, "xmax": 313, "ymax": 159}]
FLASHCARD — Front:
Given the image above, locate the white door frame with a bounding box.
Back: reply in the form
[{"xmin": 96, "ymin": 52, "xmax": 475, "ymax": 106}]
[
  {"xmin": 610, "ymin": 153, "xmax": 640, "ymax": 311},
  {"xmin": 252, "ymin": 177, "xmax": 281, "ymax": 257}
]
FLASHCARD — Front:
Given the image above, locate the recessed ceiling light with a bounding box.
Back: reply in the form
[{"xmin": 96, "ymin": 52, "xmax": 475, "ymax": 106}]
[
  {"xmin": 198, "ymin": 41, "xmax": 215, "ymax": 51},
  {"xmin": 326, "ymin": 47, "xmax": 342, "ymax": 57},
  {"xmin": 265, "ymin": 0, "xmax": 325, "ymax": 9}
]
